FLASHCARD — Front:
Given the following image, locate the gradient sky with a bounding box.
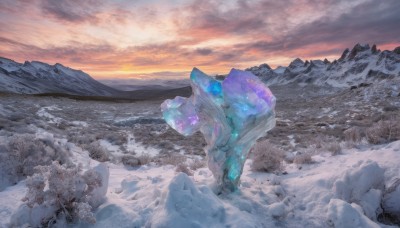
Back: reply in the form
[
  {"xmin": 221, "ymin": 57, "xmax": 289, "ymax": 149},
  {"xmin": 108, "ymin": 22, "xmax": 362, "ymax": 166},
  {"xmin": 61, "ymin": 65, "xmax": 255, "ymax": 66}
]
[{"xmin": 0, "ymin": 0, "xmax": 399, "ymax": 79}]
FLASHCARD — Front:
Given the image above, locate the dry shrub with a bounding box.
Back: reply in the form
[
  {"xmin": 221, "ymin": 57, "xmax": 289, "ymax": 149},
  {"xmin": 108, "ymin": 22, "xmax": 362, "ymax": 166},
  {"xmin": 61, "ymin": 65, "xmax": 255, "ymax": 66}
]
[
  {"xmin": 69, "ymin": 133, "xmax": 96, "ymax": 146},
  {"xmin": 300, "ymin": 134, "xmax": 326, "ymax": 149},
  {"xmin": 344, "ymin": 127, "xmax": 362, "ymax": 143},
  {"xmin": 251, "ymin": 140, "xmax": 285, "ymax": 173},
  {"xmin": 343, "ymin": 127, "xmax": 363, "ymax": 148},
  {"xmin": 121, "ymin": 154, "xmax": 152, "ymax": 167},
  {"xmin": 293, "ymin": 153, "xmax": 313, "ymax": 165},
  {"xmin": 303, "ymin": 144, "xmax": 318, "ymax": 155},
  {"xmin": 121, "ymin": 155, "xmax": 139, "ymax": 167},
  {"xmin": 103, "ymin": 132, "xmax": 127, "ymax": 146},
  {"xmin": 189, "ymin": 159, "xmax": 206, "ymax": 170},
  {"xmin": 157, "ymin": 141, "xmax": 175, "ymax": 150},
  {"xmin": 11, "ymin": 162, "xmax": 108, "ymax": 226},
  {"xmin": 1, "ymin": 134, "xmax": 70, "ymax": 189},
  {"xmin": 137, "ymin": 154, "xmax": 152, "ymax": 166},
  {"xmin": 175, "ymin": 163, "xmax": 193, "ymax": 176},
  {"xmin": 161, "ymin": 154, "xmax": 187, "ymax": 166},
  {"xmin": 324, "ymin": 141, "xmax": 342, "ymax": 156},
  {"xmin": 366, "ymin": 119, "xmax": 400, "ymax": 144},
  {"xmin": 85, "ymin": 142, "xmax": 109, "ymax": 162}
]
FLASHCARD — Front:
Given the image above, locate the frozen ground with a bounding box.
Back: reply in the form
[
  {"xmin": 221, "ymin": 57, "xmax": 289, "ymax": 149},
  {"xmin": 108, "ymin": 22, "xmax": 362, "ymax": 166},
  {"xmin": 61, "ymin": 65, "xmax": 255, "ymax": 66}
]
[{"xmin": 0, "ymin": 81, "xmax": 399, "ymax": 227}]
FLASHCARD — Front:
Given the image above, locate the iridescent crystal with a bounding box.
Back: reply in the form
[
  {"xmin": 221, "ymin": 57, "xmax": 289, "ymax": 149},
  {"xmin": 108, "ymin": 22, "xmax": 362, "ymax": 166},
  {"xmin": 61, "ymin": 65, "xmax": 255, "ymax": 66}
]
[{"xmin": 161, "ymin": 68, "xmax": 276, "ymax": 191}]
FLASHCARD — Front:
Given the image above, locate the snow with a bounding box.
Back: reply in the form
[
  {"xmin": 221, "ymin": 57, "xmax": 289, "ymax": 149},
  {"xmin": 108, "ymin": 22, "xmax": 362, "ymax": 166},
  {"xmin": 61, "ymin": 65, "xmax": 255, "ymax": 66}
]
[
  {"xmin": 0, "ymin": 130, "xmax": 399, "ymax": 227},
  {"xmin": 327, "ymin": 199, "xmax": 380, "ymax": 228},
  {"xmin": 126, "ymin": 133, "xmax": 160, "ymax": 157},
  {"xmin": 89, "ymin": 163, "xmax": 110, "ymax": 208},
  {"xmin": 273, "ymin": 66, "xmax": 286, "ymax": 74},
  {"xmin": 333, "ymin": 161, "xmax": 384, "ymax": 220},
  {"xmin": 151, "ymin": 173, "xmax": 226, "ymax": 227},
  {"xmin": 71, "ymin": 121, "xmax": 88, "ymax": 127},
  {"xmin": 36, "ymin": 105, "xmax": 63, "ymax": 124},
  {"xmin": 383, "ymin": 179, "xmax": 400, "ymax": 218}
]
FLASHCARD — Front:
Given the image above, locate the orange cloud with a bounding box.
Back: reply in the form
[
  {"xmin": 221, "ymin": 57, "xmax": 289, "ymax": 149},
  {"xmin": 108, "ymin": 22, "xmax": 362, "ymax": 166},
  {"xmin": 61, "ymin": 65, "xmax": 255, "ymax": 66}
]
[{"xmin": 0, "ymin": 0, "xmax": 399, "ymax": 79}]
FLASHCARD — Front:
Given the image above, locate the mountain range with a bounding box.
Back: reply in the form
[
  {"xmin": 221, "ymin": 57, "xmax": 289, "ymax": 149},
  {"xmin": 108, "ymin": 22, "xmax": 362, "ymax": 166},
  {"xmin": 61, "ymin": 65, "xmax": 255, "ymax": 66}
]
[
  {"xmin": 0, "ymin": 43, "xmax": 399, "ymax": 99},
  {"xmin": 0, "ymin": 57, "xmax": 191, "ymax": 100},
  {"xmin": 246, "ymin": 44, "xmax": 400, "ymax": 87}
]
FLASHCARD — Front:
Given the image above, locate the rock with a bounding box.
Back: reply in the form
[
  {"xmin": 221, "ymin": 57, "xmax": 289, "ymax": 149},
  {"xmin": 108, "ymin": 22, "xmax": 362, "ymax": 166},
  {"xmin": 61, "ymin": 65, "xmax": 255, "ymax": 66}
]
[
  {"xmin": 371, "ymin": 44, "xmax": 379, "ymax": 54},
  {"xmin": 338, "ymin": 48, "xmax": 350, "ymax": 61},
  {"xmin": 288, "ymin": 58, "xmax": 304, "ymax": 69},
  {"xmin": 348, "ymin": 43, "xmax": 370, "ymax": 60},
  {"xmin": 393, "ymin": 46, "xmax": 400, "ymax": 55}
]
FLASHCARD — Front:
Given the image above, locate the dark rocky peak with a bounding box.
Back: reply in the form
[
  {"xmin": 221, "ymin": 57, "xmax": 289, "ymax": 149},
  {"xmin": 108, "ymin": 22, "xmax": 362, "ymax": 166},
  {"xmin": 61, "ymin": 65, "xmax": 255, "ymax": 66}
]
[
  {"xmin": 245, "ymin": 63, "xmax": 271, "ymax": 71},
  {"xmin": 304, "ymin": 60, "xmax": 323, "ymax": 73},
  {"xmin": 288, "ymin": 58, "xmax": 304, "ymax": 69},
  {"xmin": 348, "ymin": 43, "xmax": 370, "ymax": 59},
  {"xmin": 54, "ymin": 63, "xmax": 66, "ymax": 68},
  {"xmin": 371, "ymin": 44, "xmax": 380, "ymax": 54},
  {"xmin": 304, "ymin": 60, "xmax": 310, "ymax": 67},
  {"xmin": 323, "ymin": 58, "xmax": 330, "ymax": 64},
  {"xmin": 31, "ymin": 61, "xmax": 52, "ymax": 68},
  {"xmin": 338, "ymin": 48, "xmax": 349, "ymax": 61},
  {"xmin": 259, "ymin": 63, "xmax": 272, "ymax": 70},
  {"xmin": 23, "ymin": 61, "xmax": 32, "ymax": 67},
  {"xmin": 312, "ymin": 60, "xmax": 324, "ymax": 66},
  {"xmin": 393, "ymin": 46, "xmax": 400, "ymax": 55}
]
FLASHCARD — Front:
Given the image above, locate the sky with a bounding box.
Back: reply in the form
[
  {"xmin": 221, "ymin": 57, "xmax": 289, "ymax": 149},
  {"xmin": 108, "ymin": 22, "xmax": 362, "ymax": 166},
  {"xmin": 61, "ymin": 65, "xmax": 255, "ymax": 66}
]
[{"xmin": 0, "ymin": 0, "xmax": 399, "ymax": 80}]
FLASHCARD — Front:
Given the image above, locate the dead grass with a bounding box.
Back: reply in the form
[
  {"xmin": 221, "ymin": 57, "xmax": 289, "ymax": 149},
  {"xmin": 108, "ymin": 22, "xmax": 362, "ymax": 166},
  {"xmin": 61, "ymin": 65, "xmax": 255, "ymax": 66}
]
[
  {"xmin": 137, "ymin": 154, "xmax": 152, "ymax": 165},
  {"xmin": 121, "ymin": 155, "xmax": 139, "ymax": 167},
  {"xmin": 84, "ymin": 142, "xmax": 109, "ymax": 162},
  {"xmin": 293, "ymin": 153, "xmax": 313, "ymax": 165},
  {"xmin": 324, "ymin": 141, "xmax": 342, "ymax": 156},
  {"xmin": 175, "ymin": 163, "xmax": 193, "ymax": 176},
  {"xmin": 121, "ymin": 154, "xmax": 153, "ymax": 167},
  {"xmin": 189, "ymin": 159, "xmax": 206, "ymax": 170},
  {"xmin": 161, "ymin": 154, "xmax": 187, "ymax": 166},
  {"xmin": 344, "ymin": 127, "xmax": 362, "ymax": 143},
  {"xmin": 251, "ymin": 140, "xmax": 285, "ymax": 173},
  {"xmin": 366, "ymin": 118, "xmax": 400, "ymax": 144}
]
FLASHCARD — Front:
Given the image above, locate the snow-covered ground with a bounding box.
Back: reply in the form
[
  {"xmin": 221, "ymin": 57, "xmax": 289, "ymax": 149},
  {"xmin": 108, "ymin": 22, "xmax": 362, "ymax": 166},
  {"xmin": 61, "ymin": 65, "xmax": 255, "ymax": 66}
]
[
  {"xmin": 0, "ymin": 79, "xmax": 399, "ymax": 227},
  {"xmin": 0, "ymin": 127, "xmax": 399, "ymax": 227}
]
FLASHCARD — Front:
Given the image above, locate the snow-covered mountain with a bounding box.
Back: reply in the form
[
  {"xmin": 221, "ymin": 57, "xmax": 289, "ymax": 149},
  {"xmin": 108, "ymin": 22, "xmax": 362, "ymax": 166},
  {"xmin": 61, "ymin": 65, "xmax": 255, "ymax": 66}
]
[
  {"xmin": 246, "ymin": 44, "xmax": 400, "ymax": 87},
  {"xmin": 0, "ymin": 58, "xmax": 192, "ymax": 99},
  {"xmin": 2, "ymin": 43, "xmax": 398, "ymax": 97},
  {"xmin": 0, "ymin": 57, "xmax": 120, "ymax": 96}
]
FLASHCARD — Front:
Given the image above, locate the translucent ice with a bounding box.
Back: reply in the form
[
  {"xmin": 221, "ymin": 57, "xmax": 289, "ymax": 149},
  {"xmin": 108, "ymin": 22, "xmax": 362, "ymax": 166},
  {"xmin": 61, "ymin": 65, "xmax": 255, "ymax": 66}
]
[{"xmin": 161, "ymin": 68, "xmax": 276, "ymax": 191}]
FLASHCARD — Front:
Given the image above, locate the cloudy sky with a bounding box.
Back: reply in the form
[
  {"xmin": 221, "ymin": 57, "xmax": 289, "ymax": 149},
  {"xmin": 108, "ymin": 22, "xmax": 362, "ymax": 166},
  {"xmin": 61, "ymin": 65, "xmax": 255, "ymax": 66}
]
[{"xmin": 0, "ymin": 0, "xmax": 399, "ymax": 79}]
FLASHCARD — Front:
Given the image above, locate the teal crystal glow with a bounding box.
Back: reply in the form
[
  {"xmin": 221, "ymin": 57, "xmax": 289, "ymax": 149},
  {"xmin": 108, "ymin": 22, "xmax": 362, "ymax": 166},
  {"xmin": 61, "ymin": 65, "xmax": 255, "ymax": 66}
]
[{"xmin": 161, "ymin": 68, "xmax": 276, "ymax": 192}]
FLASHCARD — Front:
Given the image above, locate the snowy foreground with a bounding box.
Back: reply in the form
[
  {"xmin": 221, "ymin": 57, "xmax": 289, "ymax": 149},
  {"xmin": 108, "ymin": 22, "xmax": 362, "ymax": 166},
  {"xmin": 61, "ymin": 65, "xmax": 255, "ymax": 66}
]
[{"xmin": 0, "ymin": 133, "xmax": 399, "ymax": 227}]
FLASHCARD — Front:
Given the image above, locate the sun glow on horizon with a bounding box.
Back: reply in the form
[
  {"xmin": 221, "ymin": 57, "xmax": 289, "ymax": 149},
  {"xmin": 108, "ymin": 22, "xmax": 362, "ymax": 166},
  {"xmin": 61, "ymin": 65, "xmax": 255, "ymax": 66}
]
[{"xmin": 0, "ymin": 0, "xmax": 399, "ymax": 80}]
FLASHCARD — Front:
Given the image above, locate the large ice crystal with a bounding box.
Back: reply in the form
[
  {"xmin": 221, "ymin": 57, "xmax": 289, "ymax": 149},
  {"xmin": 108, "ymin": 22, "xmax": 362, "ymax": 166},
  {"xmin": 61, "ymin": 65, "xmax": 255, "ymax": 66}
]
[{"xmin": 161, "ymin": 68, "xmax": 276, "ymax": 191}]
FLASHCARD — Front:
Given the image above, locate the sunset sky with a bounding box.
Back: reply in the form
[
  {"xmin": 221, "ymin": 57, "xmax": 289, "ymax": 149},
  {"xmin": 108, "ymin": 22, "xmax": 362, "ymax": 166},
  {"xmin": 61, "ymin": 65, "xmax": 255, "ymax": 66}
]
[{"xmin": 0, "ymin": 0, "xmax": 399, "ymax": 79}]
